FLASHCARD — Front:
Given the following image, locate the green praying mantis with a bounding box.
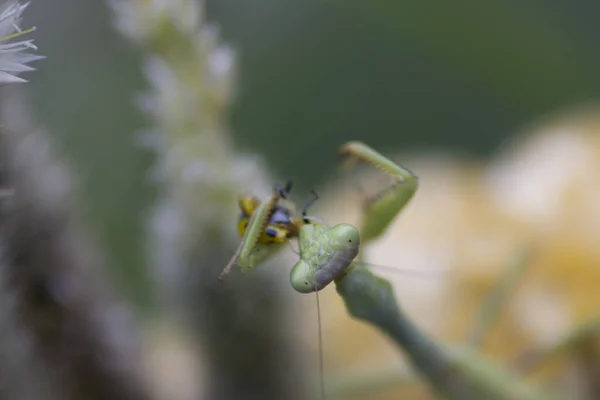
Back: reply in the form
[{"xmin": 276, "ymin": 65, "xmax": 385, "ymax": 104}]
[
  {"xmin": 220, "ymin": 141, "xmax": 561, "ymax": 400},
  {"xmin": 218, "ymin": 140, "xmax": 419, "ymax": 398},
  {"xmin": 219, "ymin": 141, "xmax": 419, "ymax": 291}
]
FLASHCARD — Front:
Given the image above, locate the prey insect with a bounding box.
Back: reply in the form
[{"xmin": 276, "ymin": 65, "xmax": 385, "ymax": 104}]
[
  {"xmin": 236, "ymin": 180, "xmax": 301, "ymax": 246},
  {"xmin": 219, "ymin": 180, "xmax": 313, "ymax": 280}
]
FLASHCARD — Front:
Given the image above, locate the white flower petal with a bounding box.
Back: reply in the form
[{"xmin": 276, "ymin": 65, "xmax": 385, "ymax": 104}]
[
  {"xmin": 0, "ymin": 61, "xmax": 33, "ymax": 71},
  {"xmin": 0, "ymin": 1, "xmax": 26, "ymax": 39},
  {"xmin": 0, "ymin": 1, "xmax": 41, "ymax": 84},
  {"xmin": 13, "ymin": 52, "xmax": 43, "ymax": 63},
  {"xmin": 0, "ymin": 39, "xmax": 36, "ymax": 51},
  {"xmin": 0, "ymin": 69, "xmax": 25, "ymax": 83}
]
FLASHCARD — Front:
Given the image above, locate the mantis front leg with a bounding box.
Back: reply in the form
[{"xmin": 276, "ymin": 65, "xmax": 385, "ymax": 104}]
[
  {"xmin": 220, "ymin": 192, "xmax": 282, "ymax": 280},
  {"xmin": 339, "ymin": 141, "xmax": 419, "ymax": 244}
]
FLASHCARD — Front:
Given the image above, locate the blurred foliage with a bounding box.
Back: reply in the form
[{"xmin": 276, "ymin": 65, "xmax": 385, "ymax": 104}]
[
  {"xmin": 208, "ymin": 0, "xmax": 600, "ymax": 186},
  {"xmin": 22, "ymin": 0, "xmax": 154, "ymax": 309},
  {"xmin": 17, "ymin": 0, "xmax": 600, "ymax": 313}
]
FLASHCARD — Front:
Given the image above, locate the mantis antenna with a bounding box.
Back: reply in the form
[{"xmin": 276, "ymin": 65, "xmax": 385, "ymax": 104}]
[
  {"xmin": 302, "ymin": 189, "xmax": 328, "ymax": 224},
  {"xmin": 301, "ymin": 190, "xmax": 327, "ymax": 398},
  {"xmin": 315, "ymin": 284, "xmax": 326, "ymax": 400},
  {"xmin": 302, "ymin": 190, "xmax": 319, "ymax": 223}
]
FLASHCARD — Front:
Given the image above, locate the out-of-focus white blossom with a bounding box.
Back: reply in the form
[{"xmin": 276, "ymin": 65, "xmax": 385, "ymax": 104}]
[
  {"xmin": 110, "ymin": 1, "xmax": 292, "ymax": 397},
  {"xmin": 0, "ymin": 1, "xmax": 42, "ymax": 84},
  {"xmin": 109, "ymin": 0, "xmax": 267, "ymax": 279},
  {"xmin": 110, "ymin": 0, "xmax": 200, "ymax": 44}
]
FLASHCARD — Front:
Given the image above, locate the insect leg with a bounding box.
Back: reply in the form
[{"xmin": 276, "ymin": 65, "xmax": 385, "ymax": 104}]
[{"xmin": 219, "ymin": 239, "xmax": 244, "ymax": 280}]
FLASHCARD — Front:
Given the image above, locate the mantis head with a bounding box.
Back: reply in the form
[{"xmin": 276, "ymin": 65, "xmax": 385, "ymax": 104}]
[{"xmin": 290, "ymin": 223, "xmax": 360, "ymax": 293}]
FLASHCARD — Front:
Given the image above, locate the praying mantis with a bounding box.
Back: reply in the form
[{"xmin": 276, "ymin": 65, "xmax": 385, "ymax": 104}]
[
  {"xmin": 219, "ymin": 141, "xmax": 419, "ymax": 290},
  {"xmin": 220, "ymin": 141, "xmax": 561, "ymax": 400},
  {"xmin": 218, "ymin": 140, "xmax": 419, "ymax": 398}
]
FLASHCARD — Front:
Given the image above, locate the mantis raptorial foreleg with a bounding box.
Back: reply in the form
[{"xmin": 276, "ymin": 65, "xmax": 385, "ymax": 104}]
[
  {"xmin": 290, "ymin": 141, "xmax": 419, "ymax": 293},
  {"xmin": 339, "ymin": 141, "xmax": 419, "ymax": 244},
  {"xmin": 219, "ymin": 191, "xmax": 282, "ymax": 280}
]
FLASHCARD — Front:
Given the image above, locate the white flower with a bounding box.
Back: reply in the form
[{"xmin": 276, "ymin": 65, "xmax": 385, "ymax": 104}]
[{"xmin": 0, "ymin": 1, "xmax": 43, "ymax": 84}]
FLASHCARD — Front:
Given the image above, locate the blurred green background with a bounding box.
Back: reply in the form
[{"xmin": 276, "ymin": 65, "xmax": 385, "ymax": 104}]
[{"xmin": 18, "ymin": 0, "xmax": 600, "ymax": 311}]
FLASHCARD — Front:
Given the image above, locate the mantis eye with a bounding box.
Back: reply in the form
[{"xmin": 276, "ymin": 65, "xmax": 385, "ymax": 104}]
[
  {"xmin": 290, "ymin": 260, "xmax": 315, "ymax": 293},
  {"xmin": 328, "ymin": 223, "xmax": 360, "ymax": 247}
]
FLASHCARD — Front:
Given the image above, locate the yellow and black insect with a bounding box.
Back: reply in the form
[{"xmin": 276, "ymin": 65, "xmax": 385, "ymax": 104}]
[
  {"xmin": 236, "ymin": 181, "xmax": 317, "ymax": 245},
  {"xmin": 222, "ymin": 142, "xmax": 420, "ymax": 286}
]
